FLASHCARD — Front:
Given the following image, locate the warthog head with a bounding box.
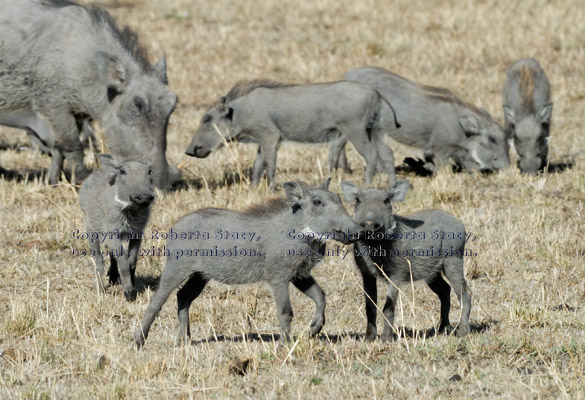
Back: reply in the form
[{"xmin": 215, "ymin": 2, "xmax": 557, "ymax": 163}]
[
  {"xmin": 503, "ymin": 104, "xmax": 552, "ymax": 174},
  {"xmin": 185, "ymin": 96, "xmax": 236, "ymax": 158},
  {"xmin": 99, "ymin": 154, "xmax": 155, "ymax": 210},
  {"xmin": 284, "ymin": 178, "xmax": 360, "ymax": 245},
  {"xmin": 341, "ymin": 180, "xmax": 411, "ymax": 237},
  {"xmin": 96, "ymin": 53, "xmax": 180, "ymax": 190},
  {"xmin": 457, "ymin": 113, "xmax": 510, "ymax": 172}
]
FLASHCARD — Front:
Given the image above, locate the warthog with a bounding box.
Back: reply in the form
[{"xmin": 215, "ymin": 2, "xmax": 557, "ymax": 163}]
[
  {"xmin": 185, "ymin": 80, "xmax": 400, "ymax": 189},
  {"xmin": 503, "ymin": 58, "xmax": 553, "ymax": 174},
  {"xmin": 341, "ymin": 180, "xmax": 471, "ymax": 341},
  {"xmin": 134, "ymin": 179, "xmax": 359, "ymax": 348},
  {"xmin": 0, "ymin": 0, "xmax": 180, "ymax": 188},
  {"xmin": 79, "ymin": 154, "xmax": 155, "ymax": 301},
  {"xmin": 340, "ymin": 67, "xmax": 510, "ymax": 173}
]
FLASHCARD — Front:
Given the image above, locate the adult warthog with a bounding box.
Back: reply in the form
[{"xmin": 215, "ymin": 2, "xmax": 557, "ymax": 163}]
[
  {"xmin": 340, "ymin": 67, "xmax": 510, "ymax": 174},
  {"xmin": 503, "ymin": 58, "xmax": 553, "ymax": 174},
  {"xmin": 185, "ymin": 80, "xmax": 400, "ymax": 189},
  {"xmin": 0, "ymin": 0, "xmax": 180, "ymax": 188}
]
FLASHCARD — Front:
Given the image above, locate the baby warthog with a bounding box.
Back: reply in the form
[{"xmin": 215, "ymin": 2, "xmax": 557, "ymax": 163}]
[
  {"xmin": 185, "ymin": 80, "xmax": 400, "ymax": 189},
  {"xmin": 134, "ymin": 179, "xmax": 359, "ymax": 348},
  {"xmin": 503, "ymin": 58, "xmax": 553, "ymax": 174},
  {"xmin": 341, "ymin": 180, "xmax": 471, "ymax": 341},
  {"xmin": 79, "ymin": 154, "xmax": 155, "ymax": 301},
  {"xmin": 342, "ymin": 67, "xmax": 510, "ymax": 174}
]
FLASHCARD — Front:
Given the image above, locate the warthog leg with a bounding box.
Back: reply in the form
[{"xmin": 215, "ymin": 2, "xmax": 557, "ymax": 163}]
[
  {"xmin": 292, "ymin": 275, "xmax": 326, "ymax": 337},
  {"xmin": 176, "ymin": 272, "xmax": 208, "ymax": 346},
  {"xmin": 135, "ymin": 264, "xmax": 191, "ymax": 348},
  {"xmin": 427, "ymin": 274, "xmax": 452, "ymax": 333},
  {"xmin": 257, "ymin": 133, "xmax": 280, "ymax": 190},
  {"xmin": 381, "ymin": 279, "xmax": 400, "ymax": 341},
  {"xmin": 252, "ymin": 146, "xmax": 264, "ymax": 186},
  {"xmin": 355, "ymin": 254, "xmax": 378, "ymax": 341},
  {"xmin": 270, "ymin": 280, "xmax": 293, "ymax": 341},
  {"xmin": 443, "ymin": 257, "xmax": 472, "ymax": 336},
  {"xmin": 89, "ymin": 237, "xmax": 105, "ymax": 293},
  {"xmin": 127, "ymin": 238, "xmax": 142, "ymax": 286}
]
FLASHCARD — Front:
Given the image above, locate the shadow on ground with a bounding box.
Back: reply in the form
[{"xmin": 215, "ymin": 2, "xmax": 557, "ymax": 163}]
[
  {"xmin": 544, "ymin": 159, "xmax": 574, "ymax": 173},
  {"xmin": 189, "ymin": 320, "xmax": 494, "ymax": 345}
]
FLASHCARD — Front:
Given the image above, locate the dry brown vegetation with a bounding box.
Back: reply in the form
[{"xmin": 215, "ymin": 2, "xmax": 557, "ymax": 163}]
[{"xmin": 1, "ymin": 0, "xmax": 585, "ymax": 398}]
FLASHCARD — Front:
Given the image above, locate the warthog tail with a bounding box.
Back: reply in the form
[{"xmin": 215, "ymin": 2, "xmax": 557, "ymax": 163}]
[{"xmin": 375, "ymin": 90, "xmax": 401, "ymax": 129}]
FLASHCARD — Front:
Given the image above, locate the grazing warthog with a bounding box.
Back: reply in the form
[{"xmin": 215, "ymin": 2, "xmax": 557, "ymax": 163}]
[
  {"xmin": 185, "ymin": 80, "xmax": 400, "ymax": 189},
  {"xmin": 341, "ymin": 180, "xmax": 471, "ymax": 341},
  {"xmin": 340, "ymin": 67, "xmax": 510, "ymax": 173},
  {"xmin": 503, "ymin": 58, "xmax": 553, "ymax": 174},
  {"xmin": 79, "ymin": 154, "xmax": 155, "ymax": 301},
  {"xmin": 0, "ymin": 0, "xmax": 180, "ymax": 188},
  {"xmin": 134, "ymin": 179, "xmax": 360, "ymax": 348}
]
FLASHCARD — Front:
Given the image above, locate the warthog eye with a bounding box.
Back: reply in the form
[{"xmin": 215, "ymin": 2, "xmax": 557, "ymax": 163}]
[
  {"xmin": 202, "ymin": 114, "xmax": 212, "ymax": 124},
  {"xmin": 488, "ymin": 136, "xmax": 497, "ymax": 144},
  {"xmin": 119, "ymin": 168, "xmax": 126, "ymax": 176},
  {"xmin": 133, "ymin": 97, "xmax": 145, "ymax": 115},
  {"xmin": 148, "ymin": 168, "xmax": 153, "ymax": 176},
  {"xmin": 312, "ymin": 199, "xmax": 323, "ymax": 206}
]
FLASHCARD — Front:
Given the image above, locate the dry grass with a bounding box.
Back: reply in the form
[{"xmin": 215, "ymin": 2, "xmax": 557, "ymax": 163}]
[{"xmin": 1, "ymin": 0, "xmax": 585, "ymax": 398}]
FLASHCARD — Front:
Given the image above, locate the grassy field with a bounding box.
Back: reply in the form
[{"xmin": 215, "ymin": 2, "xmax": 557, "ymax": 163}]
[{"xmin": 1, "ymin": 0, "xmax": 585, "ymax": 398}]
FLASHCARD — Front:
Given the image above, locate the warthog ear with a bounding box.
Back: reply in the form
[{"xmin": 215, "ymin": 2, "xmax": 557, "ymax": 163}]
[
  {"xmin": 284, "ymin": 181, "xmax": 304, "ymax": 203},
  {"xmin": 96, "ymin": 52, "xmax": 128, "ymax": 102},
  {"xmin": 153, "ymin": 54, "xmax": 168, "ymax": 85},
  {"xmin": 388, "ymin": 179, "xmax": 411, "ymax": 203},
  {"xmin": 219, "ymin": 96, "xmax": 228, "ymax": 112},
  {"xmin": 319, "ymin": 177, "xmax": 332, "ymax": 190},
  {"xmin": 99, "ymin": 153, "xmax": 122, "ymax": 171},
  {"xmin": 539, "ymin": 103, "xmax": 553, "ymax": 124},
  {"xmin": 340, "ymin": 181, "xmax": 360, "ymax": 203},
  {"xmin": 96, "ymin": 52, "xmax": 127, "ymax": 86},
  {"xmin": 98, "ymin": 154, "xmax": 122, "ymax": 185},
  {"xmin": 502, "ymin": 105, "xmax": 516, "ymax": 125},
  {"xmin": 459, "ymin": 115, "xmax": 481, "ymax": 137},
  {"xmin": 219, "ymin": 96, "xmax": 234, "ymax": 120}
]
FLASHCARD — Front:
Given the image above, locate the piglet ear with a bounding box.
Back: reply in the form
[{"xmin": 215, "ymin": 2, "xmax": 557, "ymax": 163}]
[
  {"xmin": 319, "ymin": 177, "xmax": 332, "ymax": 190},
  {"xmin": 539, "ymin": 103, "xmax": 553, "ymax": 124},
  {"xmin": 502, "ymin": 105, "xmax": 516, "ymax": 125},
  {"xmin": 219, "ymin": 96, "xmax": 228, "ymax": 112},
  {"xmin": 283, "ymin": 181, "xmax": 304, "ymax": 203},
  {"xmin": 459, "ymin": 115, "xmax": 481, "ymax": 137},
  {"xmin": 98, "ymin": 154, "xmax": 122, "ymax": 171},
  {"xmin": 388, "ymin": 179, "xmax": 411, "ymax": 203},
  {"xmin": 341, "ymin": 181, "xmax": 360, "ymax": 203}
]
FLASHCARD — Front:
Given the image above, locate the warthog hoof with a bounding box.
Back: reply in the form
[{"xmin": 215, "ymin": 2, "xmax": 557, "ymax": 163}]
[
  {"xmin": 365, "ymin": 326, "xmax": 377, "ymax": 342},
  {"xmin": 124, "ymin": 288, "xmax": 137, "ymax": 302},
  {"xmin": 438, "ymin": 324, "xmax": 453, "ymax": 335},
  {"xmin": 380, "ymin": 331, "xmax": 398, "ymax": 342},
  {"xmin": 457, "ymin": 325, "xmax": 470, "ymax": 337},
  {"xmin": 134, "ymin": 331, "xmax": 146, "ymax": 349}
]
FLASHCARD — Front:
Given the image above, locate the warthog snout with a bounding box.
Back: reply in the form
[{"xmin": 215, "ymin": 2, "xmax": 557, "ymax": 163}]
[
  {"xmin": 518, "ymin": 156, "xmax": 545, "ymax": 175},
  {"xmin": 185, "ymin": 144, "xmax": 211, "ymax": 158},
  {"xmin": 360, "ymin": 220, "xmax": 383, "ymax": 232},
  {"xmin": 131, "ymin": 193, "xmax": 155, "ymax": 206}
]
